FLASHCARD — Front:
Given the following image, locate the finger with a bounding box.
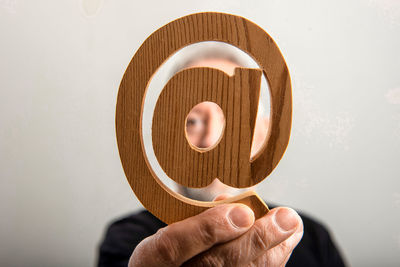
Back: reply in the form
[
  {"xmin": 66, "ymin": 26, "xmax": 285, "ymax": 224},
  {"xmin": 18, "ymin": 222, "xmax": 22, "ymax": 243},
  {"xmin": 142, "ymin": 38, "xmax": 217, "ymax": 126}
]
[
  {"xmin": 213, "ymin": 193, "xmax": 233, "ymax": 201},
  {"xmin": 184, "ymin": 207, "xmax": 302, "ymax": 267},
  {"xmin": 129, "ymin": 204, "xmax": 255, "ymax": 267},
  {"xmin": 251, "ymin": 223, "xmax": 303, "ymax": 267}
]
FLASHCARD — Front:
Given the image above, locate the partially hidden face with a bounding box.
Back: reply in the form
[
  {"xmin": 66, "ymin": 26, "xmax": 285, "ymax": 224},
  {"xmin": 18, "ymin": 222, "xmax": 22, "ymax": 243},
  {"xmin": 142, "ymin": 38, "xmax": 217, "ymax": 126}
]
[{"xmin": 153, "ymin": 59, "xmax": 269, "ymax": 199}]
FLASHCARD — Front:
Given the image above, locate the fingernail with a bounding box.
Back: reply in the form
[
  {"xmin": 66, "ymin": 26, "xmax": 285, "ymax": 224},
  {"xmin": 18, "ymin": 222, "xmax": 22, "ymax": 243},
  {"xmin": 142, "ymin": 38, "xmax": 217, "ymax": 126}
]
[
  {"xmin": 228, "ymin": 205, "xmax": 255, "ymax": 228},
  {"xmin": 274, "ymin": 208, "xmax": 299, "ymax": 232}
]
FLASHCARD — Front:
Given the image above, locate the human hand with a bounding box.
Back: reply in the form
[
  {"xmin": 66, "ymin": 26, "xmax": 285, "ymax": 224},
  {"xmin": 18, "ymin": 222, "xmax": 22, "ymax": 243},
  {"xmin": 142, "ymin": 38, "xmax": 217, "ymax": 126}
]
[{"xmin": 129, "ymin": 203, "xmax": 303, "ymax": 266}]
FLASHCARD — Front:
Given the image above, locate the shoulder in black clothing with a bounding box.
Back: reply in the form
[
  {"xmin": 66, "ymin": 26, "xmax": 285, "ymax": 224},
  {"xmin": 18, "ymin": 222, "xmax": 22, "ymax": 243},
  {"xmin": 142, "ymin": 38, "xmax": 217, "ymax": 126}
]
[
  {"xmin": 98, "ymin": 210, "xmax": 166, "ymax": 267},
  {"xmin": 97, "ymin": 208, "xmax": 346, "ymax": 267}
]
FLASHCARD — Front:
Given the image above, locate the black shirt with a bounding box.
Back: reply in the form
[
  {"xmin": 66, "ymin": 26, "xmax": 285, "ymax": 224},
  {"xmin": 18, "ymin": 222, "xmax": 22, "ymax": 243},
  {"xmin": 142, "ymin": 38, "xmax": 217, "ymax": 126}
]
[{"xmin": 97, "ymin": 208, "xmax": 346, "ymax": 267}]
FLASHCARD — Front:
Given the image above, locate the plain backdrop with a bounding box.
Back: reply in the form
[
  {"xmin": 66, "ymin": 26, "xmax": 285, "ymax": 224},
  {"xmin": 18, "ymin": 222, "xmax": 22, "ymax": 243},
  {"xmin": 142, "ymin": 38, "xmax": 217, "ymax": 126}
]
[{"xmin": 1, "ymin": 0, "xmax": 399, "ymax": 266}]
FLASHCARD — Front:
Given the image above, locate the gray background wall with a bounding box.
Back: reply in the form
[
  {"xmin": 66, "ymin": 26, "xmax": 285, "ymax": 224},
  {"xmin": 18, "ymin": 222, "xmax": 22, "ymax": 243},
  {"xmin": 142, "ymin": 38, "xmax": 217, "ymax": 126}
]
[{"xmin": 1, "ymin": 0, "xmax": 399, "ymax": 266}]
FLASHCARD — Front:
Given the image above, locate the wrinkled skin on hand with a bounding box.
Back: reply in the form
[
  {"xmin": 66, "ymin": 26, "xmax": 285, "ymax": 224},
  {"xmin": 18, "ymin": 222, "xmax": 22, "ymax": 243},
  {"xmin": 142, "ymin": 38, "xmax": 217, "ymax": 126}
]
[{"xmin": 129, "ymin": 202, "xmax": 303, "ymax": 267}]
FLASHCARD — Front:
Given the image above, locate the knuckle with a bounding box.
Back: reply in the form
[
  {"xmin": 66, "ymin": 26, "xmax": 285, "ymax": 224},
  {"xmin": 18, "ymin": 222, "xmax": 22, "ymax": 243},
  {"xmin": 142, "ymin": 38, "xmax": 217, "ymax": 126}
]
[
  {"xmin": 250, "ymin": 224, "xmax": 271, "ymax": 251},
  {"xmin": 196, "ymin": 220, "xmax": 218, "ymax": 246},
  {"xmin": 279, "ymin": 239, "xmax": 292, "ymax": 253},
  {"xmin": 152, "ymin": 228, "xmax": 181, "ymax": 266},
  {"xmin": 277, "ymin": 235, "xmax": 298, "ymax": 256}
]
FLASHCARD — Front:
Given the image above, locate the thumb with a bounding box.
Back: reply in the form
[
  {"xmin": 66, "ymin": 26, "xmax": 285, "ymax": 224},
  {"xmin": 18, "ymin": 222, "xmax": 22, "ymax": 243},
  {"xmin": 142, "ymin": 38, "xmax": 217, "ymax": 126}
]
[{"xmin": 130, "ymin": 204, "xmax": 255, "ymax": 267}]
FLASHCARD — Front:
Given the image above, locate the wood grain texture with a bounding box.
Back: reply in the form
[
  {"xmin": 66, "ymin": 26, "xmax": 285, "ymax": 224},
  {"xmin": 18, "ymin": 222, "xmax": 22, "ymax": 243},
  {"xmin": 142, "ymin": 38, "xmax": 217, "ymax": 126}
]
[
  {"xmin": 153, "ymin": 67, "xmax": 261, "ymax": 188},
  {"xmin": 115, "ymin": 12, "xmax": 292, "ymax": 224}
]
